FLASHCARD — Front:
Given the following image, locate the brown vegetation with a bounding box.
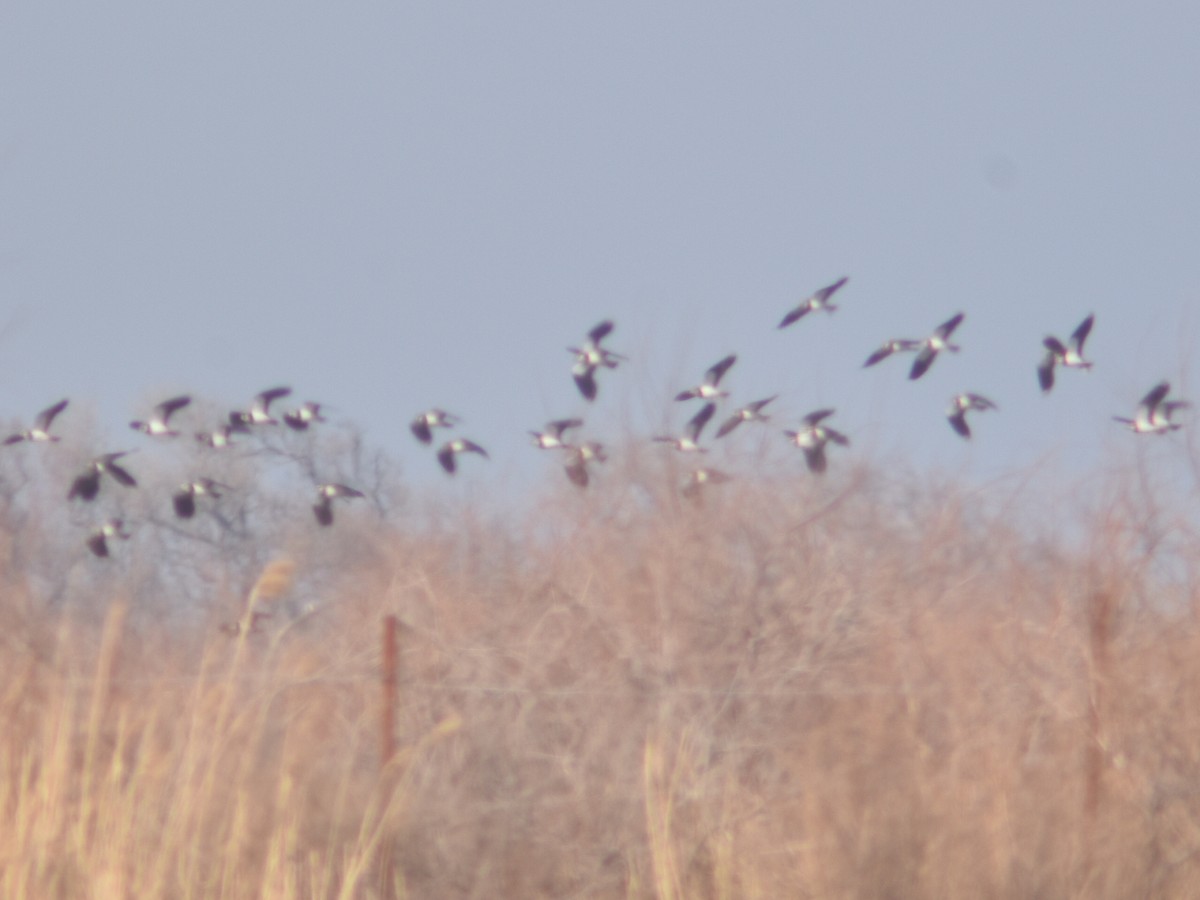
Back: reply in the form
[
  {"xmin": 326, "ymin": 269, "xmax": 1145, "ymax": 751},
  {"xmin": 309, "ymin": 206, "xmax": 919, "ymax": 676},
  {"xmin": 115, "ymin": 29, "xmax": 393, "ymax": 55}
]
[{"xmin": 2, "ymin": 448, "xmax": 1200, "ymax": 898}]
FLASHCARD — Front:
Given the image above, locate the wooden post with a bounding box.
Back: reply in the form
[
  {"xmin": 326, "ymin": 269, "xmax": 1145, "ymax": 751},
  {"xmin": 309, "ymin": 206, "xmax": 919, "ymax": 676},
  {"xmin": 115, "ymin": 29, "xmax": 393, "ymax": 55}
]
[{"xmin": 381, "ymin": 615, "xmax": 399, "ymax": 768}]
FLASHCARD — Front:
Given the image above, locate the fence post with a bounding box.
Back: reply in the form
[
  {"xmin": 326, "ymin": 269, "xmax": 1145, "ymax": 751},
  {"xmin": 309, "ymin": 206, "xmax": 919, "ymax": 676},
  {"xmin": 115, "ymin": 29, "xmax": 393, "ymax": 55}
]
[{"xmin": 381, "ymin": 615, "xmax": 399, "ymax": 768}]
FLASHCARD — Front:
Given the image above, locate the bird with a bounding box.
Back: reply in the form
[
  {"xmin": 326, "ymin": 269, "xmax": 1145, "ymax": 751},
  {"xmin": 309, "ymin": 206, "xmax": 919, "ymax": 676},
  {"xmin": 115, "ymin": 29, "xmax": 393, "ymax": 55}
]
[
  {"xmin": 681, "ymin": 466, "xmax": 731, "ymax": 499},
  {"xmin": 909, "ymin": 313, "xmax": 965, "ymax": 380},
  {"xmin": 437, "ymin": 438, "xmax": 489, "ymax": 474},
  {"xmin": 785, "ymin": 409, "xmax": 850, "ymax": 474},
  {"xmin": 530, "ymin": 418, "xmax": 584, "ymax": 449},
  {"xmin": 282, "ymin": 401, "xmax": 327, "ymax": 431},
  {"xmin": 4, "ymin": 399, "xmax": 69, "ymax": 445},
  {"xmin": 312, "ymin": 483, "xmax": 365, "ymax": 526},
  {"xmin": 564, "ymin": 441, "xmax": 607, "ymax": 488},
  {"xmin": 68, "ymin": 452, "xmax": 138, "ymax": 501},
  {"xmin": 675, "ymin": 354, "xmax": 737, "ymax": 402},
  {"xmin": 569, "ymin": 321, "xmax": 625, "ymax": 401},
  {"xmin": 1113, "ymin": 381, "xmax": 1189, "ymax": 434},
  {"xmin": 196, "ymin": 425, "xmax": 239, "ymax": 449},
  {"xmin": 654, "ymin": 402, "xmax": 717, "ymax": 452},
  {"xmin": 230, "ymin": 387, "xmax": 292, "ymax": 428},
  {"xmin": 411, "ymin": 409, "xmax": 458, "ymax": 444},
  {"xmin": 172, "ymin": 478, "xmax": 229, "ymax": 519},
  {"xmin": 715, "ymin": 395, "xmax": 777, "ymax": 438},
  {"xmin": 946, "ymin": 393, "xmax": 997, "ymax": 439},
  {"xmin": 863, "ymin": 339, "xmax": 923, "ymax": 369},
  {"xmin": 87, "ymin": 518, "xmax": 131, "ymax": 558},
  {"xmin": 778, "ymin": 277, "xmax": 849, "ymax": 328},
  {"xmin": 1038, "ymin": 314, "xmax": 1095, "ymax": 393},
  {"xmin": 130, "ymin": 394, "xmax": 192, "ymax": 437}
]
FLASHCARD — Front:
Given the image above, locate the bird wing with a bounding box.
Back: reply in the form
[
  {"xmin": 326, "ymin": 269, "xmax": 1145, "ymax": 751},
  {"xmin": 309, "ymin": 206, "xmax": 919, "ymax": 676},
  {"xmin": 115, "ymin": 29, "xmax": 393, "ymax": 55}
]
[
  {"xmin": 157, "ymin": 395, "xmax": 192, "ymax": 420},
  {"xmin": 1140, "ymin": 381, "xmax": 1172, "ymax": 413},
  {"xmin": 935, "ymin": 312, "xmax": 965, "ymax": 339},
  {"xmin": 588, "ymin": 320, "xmax": 614, "ymax": 344},
  {"xmin": 802, "ymin": 408, "xmax": 836, "ymax": 426},
  {"xmin": 706, "ymin": 354, "xmax": 737, "ymax": 386},
  {"xmin": 714, "ymin": 415, "xmax": 742, "ymax": 439},
  {"xmin": 863, "ymin": 344, "xmax": 896, "ymax": 367},
  {"xmin": 686, "ymin": 402, "xmax": 717, "ymax": 441},
  {"xmin": 1037, "ymin": 351, "xmax": 1057, "ymax": 392},
  {"xmin": 105, "ymin": 461, "xmax": 138, "ymax": 487},
  {"xmin": 778, "ymin": 305, "xmax": 809, "ymax": 329},
  {"xmin": 574, "ymin": 368, "xmax": 598, "ymax": 401},
  {"xmin": 1070, "ymin": 314, "xmax": 1095, "ymax": 353},
  {"xmin": 410, "ymin": 418, "xmax": 433, "ymax": 444},
  {"xmin": 909, "ymin": 347, "xmax": 937, "ymax": 380},
  {"xmin": 947, "ymin": 410, "xmax": 971, "ymax": 439},
  {"xmin": 803, "ymin": 445, "xmax": 827, "ymax": 474},
  {"xmin": 36, "ymin": 399, "xmax": 70, "ymax": 430},
  {"xmin": 814, "ymin": 276, "xmax": 848, "ymax": 303}
]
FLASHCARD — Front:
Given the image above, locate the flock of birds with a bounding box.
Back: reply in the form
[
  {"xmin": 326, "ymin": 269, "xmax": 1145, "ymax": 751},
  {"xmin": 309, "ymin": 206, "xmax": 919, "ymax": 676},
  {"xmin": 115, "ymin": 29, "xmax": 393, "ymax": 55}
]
[{"xmin": 1, "ymin": 277, "xmax": 1191, "ymax": 560}]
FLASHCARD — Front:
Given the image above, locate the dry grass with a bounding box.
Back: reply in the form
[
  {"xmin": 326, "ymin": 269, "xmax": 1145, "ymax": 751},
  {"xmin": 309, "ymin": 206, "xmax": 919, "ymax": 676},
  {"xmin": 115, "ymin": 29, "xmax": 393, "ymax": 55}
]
[{"xmin": 3, "ymin": 456, "xmax": 1200, "ymax": 899}]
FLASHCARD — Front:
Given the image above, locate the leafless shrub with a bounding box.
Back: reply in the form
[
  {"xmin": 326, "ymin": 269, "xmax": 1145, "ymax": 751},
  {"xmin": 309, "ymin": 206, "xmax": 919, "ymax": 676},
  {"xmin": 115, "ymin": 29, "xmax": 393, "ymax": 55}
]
[{"xmin": 3, "ymin": 425, "xmax": 1200, "ymax": 897}]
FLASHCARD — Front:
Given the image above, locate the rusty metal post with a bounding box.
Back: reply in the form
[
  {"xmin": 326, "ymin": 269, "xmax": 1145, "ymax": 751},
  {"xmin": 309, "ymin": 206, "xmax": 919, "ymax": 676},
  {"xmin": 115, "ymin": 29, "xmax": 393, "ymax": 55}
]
[{"xmin": 381, "ymin": 615, "xmax": 399, "ymax": 767}]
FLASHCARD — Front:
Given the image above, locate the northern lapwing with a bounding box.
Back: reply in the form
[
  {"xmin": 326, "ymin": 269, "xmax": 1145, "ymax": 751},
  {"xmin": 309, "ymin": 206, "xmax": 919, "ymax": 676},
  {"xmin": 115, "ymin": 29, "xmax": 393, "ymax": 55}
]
[
  {"xmin": 569, "ymin": 321, "xmax": 625, "ymax": 402},
  {"xmin": 715, "ymin": 395, "xmax": 777, "ymax": 438},
  {"xmin": 1113, "ymin": 381, "xmax": 1189, "ymax": 434},
  {"xmin": 411, "ymin": 409, "xmax": 458, "ymax": 444},
  {"xmin": 564, "ymin": 441, "xmax": 607, "ymax": 488},
  {"xmin": 778, "ymin": 277, "xmax": 849, "ymax": 328},
  {"xmin": 681, "ymin": 466, "xmax": 731, "ymax": 498},
  {"xmin": 312, "ymin": 483, "xmax": 365, "ymax": 526},
  {"xmin": 909, "ymin": 313, "xmax": 965, "ymax": 380},
  {"xmin": 173, "ymin": 478, "xmax": 229, "ymax": 519},
  {"xmin": 785, "ymin": 409, "xmax": 849, "ymax": 474},
  {"xmin": 1038, "ymin": 314, "xmax": 1094, "ymax": 393},
  {"xmin": 530, "ymin": 418, "xmax": 584, "ymax": 449},
  {"xmin": 230, "ymin": 387, "xmax": 292, "ymax": 428},
  {"xmin": 863, "ymin": 339, "xmax": 922, "ymax": 368},
  {"xmin": 437, "ymin": 438, "xmax": 489, "ymax": 474},
  {"xmin": 87, "ymin": 518, "xmax": 131, "ymax": 558},
  {"xmin": 68, "ymin": 452, "xmax": 138, "ymax": 501},
  {"xmin": 4, "ymin": 399, "xmax": 69, "ymax": 445},
  {"xmin": 283, "ymin": 401, "xmax": 327, "ymax": 431},
  {"xmin": 654, "ymin": 402, "xmax": 717, "ymax": 453},
  {"xmin": 946, "ymin": 393, "xmax": 997, "ymax": 439},
  {"xmin": 675, "ymin": 354, "xmax": 737, "ymax": 402},
  {"xmin": 130, "ymin": 395, "xmax": 192, "ymax": 437},
  {"xmin": 196, "ymin": 425, "xmax": 238, "ymax": 449}
]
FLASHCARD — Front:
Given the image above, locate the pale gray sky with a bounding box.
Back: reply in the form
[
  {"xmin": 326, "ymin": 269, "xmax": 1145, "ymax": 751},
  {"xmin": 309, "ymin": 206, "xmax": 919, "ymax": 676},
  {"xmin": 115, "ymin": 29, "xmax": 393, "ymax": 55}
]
[{"xmin": 2, "ymin": 3, "xmax": 1198, "ymax": 498}]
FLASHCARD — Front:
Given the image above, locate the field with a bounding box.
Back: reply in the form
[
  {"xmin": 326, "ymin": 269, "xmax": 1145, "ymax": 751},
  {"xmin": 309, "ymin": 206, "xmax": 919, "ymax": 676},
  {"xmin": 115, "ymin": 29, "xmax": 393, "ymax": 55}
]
[{"xmin": 3, "ymin": 445, "xmax": 1200, "ymax": 898}]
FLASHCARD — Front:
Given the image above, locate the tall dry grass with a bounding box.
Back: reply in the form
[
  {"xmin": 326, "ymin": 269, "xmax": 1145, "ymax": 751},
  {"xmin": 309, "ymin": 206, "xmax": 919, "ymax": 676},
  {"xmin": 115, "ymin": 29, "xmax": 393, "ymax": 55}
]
[{"xmin": 3, "ymin": 456, "xmax": 1200, "ymax": 898}]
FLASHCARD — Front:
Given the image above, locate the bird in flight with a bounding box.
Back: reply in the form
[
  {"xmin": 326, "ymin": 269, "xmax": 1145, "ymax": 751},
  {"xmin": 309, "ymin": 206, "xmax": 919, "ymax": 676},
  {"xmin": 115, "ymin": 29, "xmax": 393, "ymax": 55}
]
[
  {"xmin": 909, "ymin": 313, "xmax": 965, "ymax": 380},
  {"xmin": 1113, "ymin": 381, "xmax": 1189, "ymax": 434},
  {"xmin": 530, "ymin": 418, "xmax": 584, "ymax": 450},
  {"xmin": 778, "ymin": 277, "xmax": 849, "ymax": 328},
  {"xmin": 87, "ymin": 518, "xmax": 132, "ymax": 558},
  {"xmin": 437, "ymin": 438, "xmax": 489, "ymax": 474},
  {"xmin": 654, "ymin": 402, "xmax": 717, "ymax": 453},
  {"xmin": 312, "ymin": 483, "xmax": 365, "ymax": 526},
  {"xmin": 130, "ymin": 395, "xmax": 192, "ymax": 437},
  {"xmin": 675, "ymin": 354, "xmax": 737, "ymax": 402},
  {"xmin": 785, "ymin": 409, "xmax": 850, "ymax": 474},
  {"xmin": 4, "ymin": 399, "xmax": 69, "ymax": 445},
  {"xmin": 946, "ymin": 393, "xmax": 997, "ymax": 439},
  {"xmin": 411, "ymin": 408, "xmax": 459, "ymax": 445},
  {"xmin": 68, "ymin": 452, "xmax": 138, "ymax": 501},
  {"xmin": 863, "ymin": 339, "xmax": 923, "ymax": 369},
  {"xmin": 1038, "ymin": 314, "xmax": 1095, "ymax": 393},
  {"xmin": 569, "ymin": 321, "xmax": 625, "ymax": 401},
  {"xmin": 715, "ymin": 395, "xmax": 777, "ymax": 439}
]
